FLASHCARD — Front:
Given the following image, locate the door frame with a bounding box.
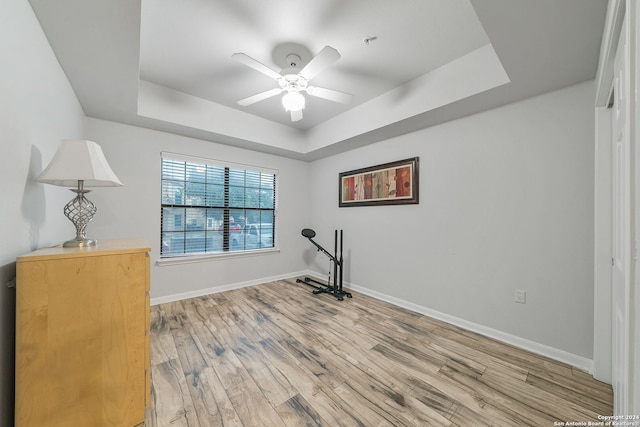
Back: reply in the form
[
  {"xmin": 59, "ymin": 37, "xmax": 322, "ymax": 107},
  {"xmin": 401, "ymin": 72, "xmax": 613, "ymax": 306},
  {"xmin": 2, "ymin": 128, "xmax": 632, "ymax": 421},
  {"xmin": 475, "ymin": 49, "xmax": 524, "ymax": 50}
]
[{"xmin": 594, "ymin": 0, "xmax": 639, "ymax": 413}]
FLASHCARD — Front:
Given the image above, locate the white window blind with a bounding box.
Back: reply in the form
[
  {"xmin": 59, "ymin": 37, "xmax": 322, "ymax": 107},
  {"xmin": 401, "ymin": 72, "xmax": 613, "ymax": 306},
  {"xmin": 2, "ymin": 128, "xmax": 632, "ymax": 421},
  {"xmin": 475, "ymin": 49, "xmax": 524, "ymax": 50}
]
[{"xmin": 161, "ymin": 152, "xmax": 277, "ymax": 257}]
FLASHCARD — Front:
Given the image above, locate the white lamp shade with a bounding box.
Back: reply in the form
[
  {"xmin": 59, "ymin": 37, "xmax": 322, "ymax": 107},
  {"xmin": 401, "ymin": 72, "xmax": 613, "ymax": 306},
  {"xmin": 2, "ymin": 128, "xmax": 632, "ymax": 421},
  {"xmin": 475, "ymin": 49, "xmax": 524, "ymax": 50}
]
[
  {"xmin": 36, "ymin": 139, "xmax": 123, "ymax": 187},
  {"xmin": 282, "ymin": 91, "xmax": 305, "ymax": 111}
]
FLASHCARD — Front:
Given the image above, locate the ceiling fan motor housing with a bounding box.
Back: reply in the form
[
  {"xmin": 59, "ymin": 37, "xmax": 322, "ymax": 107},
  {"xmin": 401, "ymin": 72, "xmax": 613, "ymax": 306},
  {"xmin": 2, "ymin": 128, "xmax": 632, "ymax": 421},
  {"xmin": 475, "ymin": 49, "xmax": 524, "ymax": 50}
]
[{"xmin": 279, "ymin": 73, "xmax": 308, "ymax": 92}]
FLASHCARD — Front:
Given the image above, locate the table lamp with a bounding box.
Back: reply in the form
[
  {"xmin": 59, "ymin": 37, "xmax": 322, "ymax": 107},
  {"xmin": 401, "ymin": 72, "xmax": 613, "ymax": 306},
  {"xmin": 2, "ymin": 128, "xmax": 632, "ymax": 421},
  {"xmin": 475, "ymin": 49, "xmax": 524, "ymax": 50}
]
[{"xmin": 36, "ymin": 139, "xmax": 123, "ymax": 247}]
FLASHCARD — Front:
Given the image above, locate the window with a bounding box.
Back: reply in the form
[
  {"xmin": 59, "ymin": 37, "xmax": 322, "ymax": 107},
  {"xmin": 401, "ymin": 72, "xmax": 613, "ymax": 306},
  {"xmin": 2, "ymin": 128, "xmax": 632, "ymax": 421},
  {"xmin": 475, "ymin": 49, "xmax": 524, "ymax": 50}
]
[{"xmin": 161, "ymin": 152, "xmax": 276, "ymax": 257}]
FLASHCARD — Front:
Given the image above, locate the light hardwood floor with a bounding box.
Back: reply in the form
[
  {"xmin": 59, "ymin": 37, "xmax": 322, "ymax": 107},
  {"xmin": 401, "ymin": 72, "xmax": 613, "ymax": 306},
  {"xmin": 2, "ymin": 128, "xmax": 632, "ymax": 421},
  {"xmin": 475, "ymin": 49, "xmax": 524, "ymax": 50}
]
[{"xmin": 145, "ymin": 278, "xmax": 612, "ymax": 426}]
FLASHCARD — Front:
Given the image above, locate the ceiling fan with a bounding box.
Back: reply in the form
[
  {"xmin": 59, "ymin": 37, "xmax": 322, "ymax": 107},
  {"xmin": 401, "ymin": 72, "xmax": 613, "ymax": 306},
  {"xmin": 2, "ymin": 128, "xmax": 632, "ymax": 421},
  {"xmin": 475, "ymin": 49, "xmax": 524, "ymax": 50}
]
[{"xmin": 232, "ymin": 46, "xmax": 353, "ymax": 122}]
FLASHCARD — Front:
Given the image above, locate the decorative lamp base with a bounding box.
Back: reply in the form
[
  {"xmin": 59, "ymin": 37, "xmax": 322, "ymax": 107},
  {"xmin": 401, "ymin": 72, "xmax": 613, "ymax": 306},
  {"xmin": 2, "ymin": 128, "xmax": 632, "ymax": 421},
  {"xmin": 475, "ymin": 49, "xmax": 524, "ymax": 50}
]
[
  {"xmin": 63, "ymin": 180, "xmax": 99, "ymax": 247},
  {"xmin": 63, "ymin": 238, "xmax": 98, "ymax": 248}
]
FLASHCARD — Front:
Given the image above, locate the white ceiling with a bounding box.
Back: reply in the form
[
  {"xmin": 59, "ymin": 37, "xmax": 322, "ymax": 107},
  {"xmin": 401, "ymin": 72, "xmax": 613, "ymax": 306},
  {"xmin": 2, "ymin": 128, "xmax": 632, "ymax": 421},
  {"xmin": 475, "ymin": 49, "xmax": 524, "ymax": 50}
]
[
  {"xmin": 139, "ymin": 0, "xmax": 490, "ymax": 129},
  {"xmin": 28, "ymin": 0, "xmax": 608, "ymax": 160}
]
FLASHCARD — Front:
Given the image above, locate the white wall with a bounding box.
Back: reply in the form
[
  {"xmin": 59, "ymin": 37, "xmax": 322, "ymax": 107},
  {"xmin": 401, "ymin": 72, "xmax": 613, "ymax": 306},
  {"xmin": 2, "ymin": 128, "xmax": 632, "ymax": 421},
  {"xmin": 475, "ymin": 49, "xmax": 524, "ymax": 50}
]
[
  {"xmin": 84, "ymin": 118, "xmax": 311, "ymax": 300},
  {"xmin": 308, "ymin": 81, "xmax": 595, "ymax": 360},
  {"xmin": 0, "ymin": 0, "xmax": 86, "ymax": 425}
]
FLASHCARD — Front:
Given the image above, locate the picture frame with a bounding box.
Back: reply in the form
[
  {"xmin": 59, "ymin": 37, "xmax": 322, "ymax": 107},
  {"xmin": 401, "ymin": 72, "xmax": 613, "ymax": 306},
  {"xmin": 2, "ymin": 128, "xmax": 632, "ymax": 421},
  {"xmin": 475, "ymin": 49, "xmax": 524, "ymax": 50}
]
[{"xmin": 339, "ymin": 157, "xmax": 419, "ymax": 207}]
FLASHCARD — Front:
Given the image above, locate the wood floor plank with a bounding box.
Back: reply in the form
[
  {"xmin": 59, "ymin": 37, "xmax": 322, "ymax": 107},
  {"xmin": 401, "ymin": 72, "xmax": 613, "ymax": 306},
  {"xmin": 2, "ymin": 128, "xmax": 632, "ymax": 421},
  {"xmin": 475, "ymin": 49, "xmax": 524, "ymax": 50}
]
[
  {"xmin": 481, "ymin": 367, "xmax": 602, "ymax": 422},
  {"xmin": 198, "ymin": 296, "xmax": 256, "ymax": 345},
  {"xmin": 371, "ymin": 342, "xmax": 444, "ymax": 375},
  {"xmin": 406, "ymin": 361, "xmax": 497, "ymax": 427},
  {"xmin": 188, "ymin": 319, "xmax": 251, "ymax": 390},
  {"xmin": 214, "ymin": 300, "xmax": 299, "ymax": 407},
  {"xmin": 148, "ymin": 359, "xmax": 200, "ymax": 427},
  {"xmin": 226, "ymin": 378, "xmax": 287, "ymax": 427},
  {"xmin": 147, "ymin": 279, "xmax": 613, "ymax": 426},
  {"xmin": 245, "ymin": 362, "xmax": 298, "ymax": 408},
  {"xmin": 163, "ymin": 300, "xmax": 190, "ymax": 330},
  {"xmin": 331, "ymin": 382, "xmax": 409, "ymax": 427},
  {"xmin": 406, "ymin": 368, "xmax": 522, "ymax": 426},
  {"xmin": 272, "ymin": 333, "xmax": 350, "ymax": 390},
  {"xmin": 436, "ymin": 324, "xmax": 575, "ymax": 379},
  {"xmin": 256, "ymin": 337, "xmax": 325, "ymax": 398},
  {"xmin": 150, "ymin": 307, "xmax": 180, "ymax": 366},
  {"xmin": 330, "ymin": 339, "xmax": 408, "ymax": 387},
  {"xmin": 185, "ymin": 365, "xmax": 244, "ymax": 426},
  {"xmin": 438, "ymin": 363, "xmax": 552, "ymax": 426},
  {"xmin": 571, "ymin": 366, "xmax": 613, "ymax": 393},
  {"xmin": 526, "ymin": 371, "xmax": 613, "ymax": 416},
  {"xmin": 203, "ymin": 366, "xmax": 245, "ymax": 426},
  {"xmin": 172, "ymin": 325, "xmax": 208, "ymax": 374},
  {"xmin": 170, "ymin": 324, "xmax": 223, "ymax": 425},
  {"xmin": 529, "ymin": 366, "xmax": 614, "ymax": 406},
  {"xmin": 293, "ymin": 383, "xmax": 372, "ymax": 427},
  {"xmin": 364, "ymin": 343, "xmax": 510, "ymax": 425},
  {"xmin": 332, "ymin": 357, "xmax": 454, "ymax": 426},
  {"xmin": 275, "ymin": 394, "xmax": 328, "ymax": 427},
  {"xmin": 169, "ymin": 322, "xmax": 246, "ymax": 425},
  {"xmin": 427, "ymin": 329, "xmax": 530, "ymax": 382}
]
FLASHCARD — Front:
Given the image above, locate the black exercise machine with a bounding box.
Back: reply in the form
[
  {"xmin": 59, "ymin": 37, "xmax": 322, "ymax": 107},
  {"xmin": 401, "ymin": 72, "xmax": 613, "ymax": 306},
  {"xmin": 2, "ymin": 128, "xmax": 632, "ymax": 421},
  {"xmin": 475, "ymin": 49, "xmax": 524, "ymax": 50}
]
[{"xmin": 296, "ymin": 228, "xmax": 352, "ymax": 301}]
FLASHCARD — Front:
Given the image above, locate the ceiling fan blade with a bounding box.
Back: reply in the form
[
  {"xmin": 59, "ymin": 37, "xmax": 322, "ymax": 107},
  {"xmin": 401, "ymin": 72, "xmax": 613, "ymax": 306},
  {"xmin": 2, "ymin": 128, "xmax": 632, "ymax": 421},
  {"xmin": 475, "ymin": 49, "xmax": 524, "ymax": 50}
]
[
  {"xmin": 232, "ymin": 53, "xmax": 282, "ymax": 80},
  {"xmin": 290, "ymin": 109, "xmax": 303, "ymax": 122},
  {"xmin": 237, "ymin": 88, "xmax": 283, "ymax": 106},
  {"xmin": 306, "ymin": 86, "xmax": 353, "ymax": 104},
  {"xmin": 299, "ymin": 46, "xmax": 340, "ymax": 80}
]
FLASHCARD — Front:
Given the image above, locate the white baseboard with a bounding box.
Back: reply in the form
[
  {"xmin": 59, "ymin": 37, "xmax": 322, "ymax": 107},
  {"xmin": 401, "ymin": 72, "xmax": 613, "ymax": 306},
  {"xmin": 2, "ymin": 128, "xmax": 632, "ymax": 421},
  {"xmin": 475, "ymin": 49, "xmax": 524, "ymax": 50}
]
[
  {"xmin": 343, "ymin": 280, "xmax": 594, "ymax": 374},
  {"xmin": 150, "ymin": 270, "xmax": 309, "ymax": 306},
  {"xmin": 151, "ymin": 270, "xmax": 594, "ymax": 373}
]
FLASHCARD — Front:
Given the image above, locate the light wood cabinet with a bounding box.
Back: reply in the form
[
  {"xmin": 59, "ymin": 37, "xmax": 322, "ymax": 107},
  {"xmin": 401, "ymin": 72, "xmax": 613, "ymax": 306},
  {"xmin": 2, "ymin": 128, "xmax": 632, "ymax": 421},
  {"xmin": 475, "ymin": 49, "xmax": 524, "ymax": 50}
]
[{"xmin": 15, "ymin": 239, "xmax": 151, "ymax": 427}]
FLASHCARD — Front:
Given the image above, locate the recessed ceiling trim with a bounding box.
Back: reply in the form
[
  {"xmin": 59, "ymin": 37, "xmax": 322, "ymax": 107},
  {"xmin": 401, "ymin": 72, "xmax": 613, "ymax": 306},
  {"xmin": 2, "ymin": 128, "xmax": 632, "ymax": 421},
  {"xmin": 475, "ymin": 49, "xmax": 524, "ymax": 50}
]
[
  {"xmin": 306, "ymin": 44, "xmax": 510, "ymax": 152},
  {"xmin": 137, "ymin": 80, "xmax": 306, "ymax": 152},
  {"xmin": 138, "ymin": 43, "xmax": 509, "ymax": 157}
]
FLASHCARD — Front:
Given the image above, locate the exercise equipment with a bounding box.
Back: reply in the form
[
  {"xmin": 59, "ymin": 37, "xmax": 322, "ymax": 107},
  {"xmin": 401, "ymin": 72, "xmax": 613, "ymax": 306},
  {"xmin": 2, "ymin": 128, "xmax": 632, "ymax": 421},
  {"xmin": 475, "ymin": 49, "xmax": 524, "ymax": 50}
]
[{"xmin": 297, "ymin": 228, "xmax": 352, "ymax": 301}]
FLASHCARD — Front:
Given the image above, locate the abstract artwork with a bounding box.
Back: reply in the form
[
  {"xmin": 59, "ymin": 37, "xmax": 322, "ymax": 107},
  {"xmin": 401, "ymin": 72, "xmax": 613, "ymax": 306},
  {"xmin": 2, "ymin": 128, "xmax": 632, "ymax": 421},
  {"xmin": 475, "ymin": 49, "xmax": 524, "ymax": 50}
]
[{"xmin": 339, "ymin": 157, "xmax": 419, "ymax": 207}]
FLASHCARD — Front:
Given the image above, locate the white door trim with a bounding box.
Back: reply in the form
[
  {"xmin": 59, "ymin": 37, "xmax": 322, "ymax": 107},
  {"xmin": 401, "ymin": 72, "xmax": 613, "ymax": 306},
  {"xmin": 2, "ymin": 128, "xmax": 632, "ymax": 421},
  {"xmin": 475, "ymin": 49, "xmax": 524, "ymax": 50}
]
[
  {"xmin": 594, "ymin": 0, "xmax": 625, "ymax": 385},
  {"xmin": 594, "ymin": 0, "xmax": 639, "ymax": 413},
  {"xmin": 611, "ymin": 22, "xmax": 631, "ymax": 412}
]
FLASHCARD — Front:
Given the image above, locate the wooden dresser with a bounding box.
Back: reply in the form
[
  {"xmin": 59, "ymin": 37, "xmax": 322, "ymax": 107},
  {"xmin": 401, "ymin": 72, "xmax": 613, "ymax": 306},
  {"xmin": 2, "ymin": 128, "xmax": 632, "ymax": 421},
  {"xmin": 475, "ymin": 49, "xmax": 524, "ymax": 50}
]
[{"xmin": 15, "ymin": 239, "xmax": 151, "ymax": 427}]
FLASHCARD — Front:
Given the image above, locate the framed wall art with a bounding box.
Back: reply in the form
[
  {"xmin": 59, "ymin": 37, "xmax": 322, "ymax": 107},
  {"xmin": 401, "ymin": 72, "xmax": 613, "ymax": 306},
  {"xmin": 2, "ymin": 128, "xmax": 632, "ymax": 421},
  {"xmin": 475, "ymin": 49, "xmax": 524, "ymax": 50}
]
[{"xmin": 339, "ymin": 157, "xmax": 419, "ymax": 207}]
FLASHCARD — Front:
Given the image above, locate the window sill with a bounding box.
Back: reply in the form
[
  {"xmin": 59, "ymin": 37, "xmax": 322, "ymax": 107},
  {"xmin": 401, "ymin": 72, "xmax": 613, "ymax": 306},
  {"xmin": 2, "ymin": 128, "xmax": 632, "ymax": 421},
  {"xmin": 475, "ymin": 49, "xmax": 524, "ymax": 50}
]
[{"xmin": 156, "ymin": 247, "xmax": 280, "ymax": 266}]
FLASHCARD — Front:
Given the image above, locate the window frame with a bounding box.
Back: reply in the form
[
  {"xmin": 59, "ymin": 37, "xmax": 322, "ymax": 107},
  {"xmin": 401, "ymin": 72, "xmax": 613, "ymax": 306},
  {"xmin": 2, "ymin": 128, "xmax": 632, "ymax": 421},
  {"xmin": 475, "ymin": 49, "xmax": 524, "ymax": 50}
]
[{"xmin": 159, "ymin": 152, "xmax": 278, "ymax": 262}]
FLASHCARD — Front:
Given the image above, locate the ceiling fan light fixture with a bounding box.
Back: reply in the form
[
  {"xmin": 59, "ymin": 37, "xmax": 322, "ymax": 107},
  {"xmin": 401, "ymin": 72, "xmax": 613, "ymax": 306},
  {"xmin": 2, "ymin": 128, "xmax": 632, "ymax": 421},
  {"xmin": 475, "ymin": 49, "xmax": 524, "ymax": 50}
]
[
  {"xmin": 233, "ymin": 45, "xmax": 352, "ymax": 121},
  {"xmin": 282, "ymin": 91, "xmax": 305, "ymax": 111}
]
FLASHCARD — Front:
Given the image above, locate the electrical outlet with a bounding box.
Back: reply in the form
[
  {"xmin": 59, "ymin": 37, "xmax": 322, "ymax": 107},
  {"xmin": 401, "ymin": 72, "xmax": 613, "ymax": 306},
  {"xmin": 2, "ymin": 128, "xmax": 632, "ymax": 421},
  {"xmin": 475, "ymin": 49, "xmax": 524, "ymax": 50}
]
[{"xmin": 515, "ymin": 289, "xmax": 526, "ymax": 304}]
